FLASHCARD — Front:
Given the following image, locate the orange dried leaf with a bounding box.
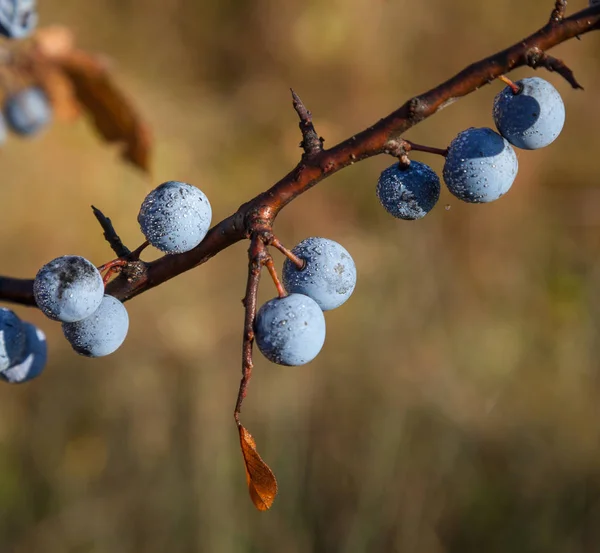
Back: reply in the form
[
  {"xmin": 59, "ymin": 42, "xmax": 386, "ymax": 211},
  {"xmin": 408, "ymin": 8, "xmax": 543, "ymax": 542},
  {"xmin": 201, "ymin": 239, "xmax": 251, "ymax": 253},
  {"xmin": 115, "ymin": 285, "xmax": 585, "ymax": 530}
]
[
  {"xmin": 238, "ymin": 425, "xmax": 277, "ymax": 511},
  {"xmin": 32, "ymin": 63, "xmax": 81, "ymax": 122},
  {"xmin": 54, "ymin": 49, "xmax": 152, "ymax": 172}
]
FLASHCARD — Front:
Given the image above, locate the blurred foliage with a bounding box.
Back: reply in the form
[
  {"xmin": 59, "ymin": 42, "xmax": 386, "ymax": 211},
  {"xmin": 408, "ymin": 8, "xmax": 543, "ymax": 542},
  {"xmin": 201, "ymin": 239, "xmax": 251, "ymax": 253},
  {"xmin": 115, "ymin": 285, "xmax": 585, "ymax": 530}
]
[{"xmin": 0, "ymin": 0, "xmax": 600, "ymax": 551}]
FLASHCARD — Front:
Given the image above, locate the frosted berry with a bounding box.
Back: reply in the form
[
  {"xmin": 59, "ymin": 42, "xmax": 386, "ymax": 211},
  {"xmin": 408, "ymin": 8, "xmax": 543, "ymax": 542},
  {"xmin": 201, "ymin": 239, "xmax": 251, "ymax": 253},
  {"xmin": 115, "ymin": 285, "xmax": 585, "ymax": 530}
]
[
  {"xmin": 493, "ymin": 77, "xmax": 565, "ymax": 150},
  {"xmin": 443, "ymin": 127, "xmax": 518, "ymax": 203},
  {"xmin": 138, "ymin": 181, "xmax": 212, "ymax": 254},
  {"xmin": 5, "ymin": 87, "xmax": 52, "ymax": 136},
  {"xmin": 1, "ymin": 323, "xmax": 47, "ymax": 384},
  {"xmin": 376, "ymin": 161, "xmax": 440, "ymax": 220},
  {"xmin": 0, "ymin": 0, "xmax": 37, "ymax": 39},
  {"xmin": 34, "ymin": 255, "xmax": 104, "ymax": 323},
  {"xmin": 0, "ymin": 307, "xmax": 25, "ymax": 371},
  {"xmin": 282, "ymin": 237, "xmax": 356, "ymax": 311},
  {"xmin": 62, "ymin": 295, "xmax": 129, "ymax": 358},
  {"xmin": 255, "ymin": 294, "xmax": 326, "ymax": 366}
]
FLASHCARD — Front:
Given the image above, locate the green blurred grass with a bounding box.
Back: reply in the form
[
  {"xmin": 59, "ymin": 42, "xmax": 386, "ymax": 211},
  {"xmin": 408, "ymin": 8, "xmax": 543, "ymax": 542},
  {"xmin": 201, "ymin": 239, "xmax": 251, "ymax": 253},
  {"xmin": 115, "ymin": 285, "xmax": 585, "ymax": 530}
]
[{"xmin": 1, "ymin": 0, "xmax": 600, "ymax": 551}]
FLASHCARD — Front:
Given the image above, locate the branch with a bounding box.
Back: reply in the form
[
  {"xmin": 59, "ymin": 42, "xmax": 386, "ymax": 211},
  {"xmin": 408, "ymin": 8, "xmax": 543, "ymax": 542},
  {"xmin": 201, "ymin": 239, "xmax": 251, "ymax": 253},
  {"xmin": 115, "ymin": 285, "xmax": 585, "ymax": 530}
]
[
  {"xmin": 2, "ymin": 5, "xmax": 599, "ymax": 308},
  {"xmin": 92, "ymin": 205, "xmax": 131, "ymax": 257},
  {"xmin": 234, "ymin": 236, "xmax": 266, "ymax": 426}
]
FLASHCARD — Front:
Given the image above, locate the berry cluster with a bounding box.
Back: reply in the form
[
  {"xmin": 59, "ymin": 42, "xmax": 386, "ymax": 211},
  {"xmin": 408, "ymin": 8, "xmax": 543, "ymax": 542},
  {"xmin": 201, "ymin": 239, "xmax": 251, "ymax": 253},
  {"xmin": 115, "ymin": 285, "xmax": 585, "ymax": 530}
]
[
  {"xmin": 256, "ymin": 237, "xmax": 357, "ymax": 366},
  {"xmin": 0, "ymin": 180, "xmax": 214, "ymax": 381},
  {"xmin": 377, "ymin": 76, "xmax": 565, "ymax": 217}
]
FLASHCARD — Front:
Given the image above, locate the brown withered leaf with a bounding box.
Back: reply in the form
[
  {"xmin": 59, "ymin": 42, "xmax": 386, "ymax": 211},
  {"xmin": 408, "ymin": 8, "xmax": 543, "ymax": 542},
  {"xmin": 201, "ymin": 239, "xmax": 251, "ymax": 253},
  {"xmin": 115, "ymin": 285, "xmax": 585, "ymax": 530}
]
[
  {"xmin": 31, "ymin": 62, "xmax": 81, "ymax": 122},
  {"xmin": 238, "ymin": 425, "xmax": 277, "ymax": 511},
  {"xmin": 33, "ymin": 27, "xmax": 152, "ymax": 172}
]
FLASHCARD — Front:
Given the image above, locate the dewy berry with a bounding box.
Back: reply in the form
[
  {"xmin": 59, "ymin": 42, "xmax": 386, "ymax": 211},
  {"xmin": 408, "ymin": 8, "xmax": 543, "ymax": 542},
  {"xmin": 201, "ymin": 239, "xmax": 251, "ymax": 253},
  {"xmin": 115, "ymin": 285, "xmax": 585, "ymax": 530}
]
[
  {"xmin": 1, "ymin": 322, "xmax": 47, "ymax": 384},
  {"xmin": 376, "ymin": 161, "xmax": 440, "ymax": 220},
  {"xmin": 0, "ymin": 0, "xmax": 37, "ymax": 39},
  {"xmin": 282, "ymin": 237, "xmax": 357, "ymax": 311},
  {"xmin": 255, "ymin": 294, "xmax": 326, "ymax": 366},
  {"xmin": 62, "ymin": 295, "xmax": 129, "ymax": 358},
  {"xmin": 34, "ymin": 255, "xmax": 105, "ymax": 323},
  {"xmin": 138, "ymin": 181, "xmax": 212, "ymax": 254},
  {"xmin": 493, "ymin": 77, "xmax": 565, "ymax": 150},
  {"xmin": 5, "ymin": 87, "xmax": 52, "ymax": 136},
  {"xmin": 0, "ymin": 307, "xmax": 25, "ymax": 371},
  {"xmin": 443, "ymin": 127, "xmax": 518, "ymax": 203}
]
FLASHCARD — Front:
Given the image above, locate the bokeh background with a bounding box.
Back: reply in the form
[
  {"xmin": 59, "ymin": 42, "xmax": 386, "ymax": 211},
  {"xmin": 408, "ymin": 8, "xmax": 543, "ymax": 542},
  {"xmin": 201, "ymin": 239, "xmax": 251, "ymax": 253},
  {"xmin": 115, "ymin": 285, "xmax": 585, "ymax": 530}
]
[{"xmin": 0, "ymin": 0, "xmax": 599, "ymax": 551}]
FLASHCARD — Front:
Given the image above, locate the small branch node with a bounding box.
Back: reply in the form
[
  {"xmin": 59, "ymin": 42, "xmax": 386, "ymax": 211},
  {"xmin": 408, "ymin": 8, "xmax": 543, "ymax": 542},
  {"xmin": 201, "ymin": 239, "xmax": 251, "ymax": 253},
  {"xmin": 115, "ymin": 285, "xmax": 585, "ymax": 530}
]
[
  {"xmin": 549, "ymin": 0, "xmax": 567, "ymax": 24},
  {"xmin": 290, "ymin": 88, "xmax": 323, "ymax": 157},
  {"xmin": 525, "ymin": 47, "xmax": 584, "ymax": 90}
]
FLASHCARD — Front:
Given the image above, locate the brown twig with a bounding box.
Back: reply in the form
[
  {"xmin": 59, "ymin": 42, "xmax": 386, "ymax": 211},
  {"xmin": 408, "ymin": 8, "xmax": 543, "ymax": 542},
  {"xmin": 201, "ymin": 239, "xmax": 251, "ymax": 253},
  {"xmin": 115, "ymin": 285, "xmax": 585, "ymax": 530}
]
[
  {"xmin": 1, "ymin": 5, "xmax": 599, "ymax": 309},
  {"xmin": 291, "ymin": 88, "xmax": 323, "ymax": 157},
  {"xmin": 234, "ymin": 236, "xmax": 267, "ymax": 426},
  {"xmin": 526, "ymin": 47, "xmax": 584, "ymax": 90},
  {"xmin": 92, "ymin": 205, "xmax": 131, "ymax": 257}
]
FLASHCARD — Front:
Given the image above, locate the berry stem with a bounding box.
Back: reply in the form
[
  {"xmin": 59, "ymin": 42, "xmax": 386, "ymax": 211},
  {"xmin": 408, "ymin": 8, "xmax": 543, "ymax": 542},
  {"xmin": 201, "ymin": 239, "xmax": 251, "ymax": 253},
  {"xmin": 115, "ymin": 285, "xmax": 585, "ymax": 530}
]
[
  {"xmin": 234, "ymin": 237, "xmax": 264, "ymax": 426},
  {"xmin": 264, "ymin": 256, "xmax": 287, "ymax": 298},
  {"xmin": 404, "ymin": 141, "xmax": 448, "ymax": 158},
  {"xmin": 498, "ymin": 74, "xmax": 521, "ymax": 94},
  {"xmin": 98, "ymin": 259, "xmax": 128, "ymax": 286},
  {"xmin": 271, "ymin": 237, "xmax": 305, "ymax": 270}
]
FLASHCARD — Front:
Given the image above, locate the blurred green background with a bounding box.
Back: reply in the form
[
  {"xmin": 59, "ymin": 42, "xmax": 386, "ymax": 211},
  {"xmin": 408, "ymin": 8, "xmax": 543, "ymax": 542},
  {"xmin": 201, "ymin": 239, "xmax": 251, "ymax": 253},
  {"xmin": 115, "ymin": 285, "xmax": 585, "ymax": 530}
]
[{"xmin": 1, "ymin": 0, "xmax": 600, "ymax": 551}]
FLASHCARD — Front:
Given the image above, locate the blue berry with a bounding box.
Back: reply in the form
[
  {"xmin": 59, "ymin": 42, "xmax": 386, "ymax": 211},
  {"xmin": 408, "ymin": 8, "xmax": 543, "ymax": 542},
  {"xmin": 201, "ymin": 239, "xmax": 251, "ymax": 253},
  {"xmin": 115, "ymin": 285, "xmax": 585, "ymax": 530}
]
[
  {"xmin": 493, "ymin": 77, "xmax": 565, "ymax": 150},
  {"xmin": 443, "ymin": 127, "xmax": 518, "ymax": 203},
  {"xmin": 282, "ymin": 237, "xmax": 356, "ymax": 311},
  {"xmin": 1, "ymin": 323, "xmax": 47, "ymax": 384},
  {"xmin": 255, "ymin": 294, "xmax": 326, "ymax": 366},
  {"xmin": 5, "ymin": 87, "xmax": 51, "ymax": 136},
  {"xmin": 0, "ymin": 0, "xmax": 37, "ymax": 39},
  {"xmin": 0, "ymin": 307, "xmax": 25, "ymax": 371},
  {"xmin": 376, "ymin": 161, "xmax": 440, "ymax": 220},
  {"xmin": 62, "ymin": 295, "xmax": 129, "ymax": 358},
  {"xmin": 138, "ymin": 181, "xmax": 212, "ymax": 254},
  {"xmin": 34, "ymin": 255, "xmax": 105, "ymax": 323}
]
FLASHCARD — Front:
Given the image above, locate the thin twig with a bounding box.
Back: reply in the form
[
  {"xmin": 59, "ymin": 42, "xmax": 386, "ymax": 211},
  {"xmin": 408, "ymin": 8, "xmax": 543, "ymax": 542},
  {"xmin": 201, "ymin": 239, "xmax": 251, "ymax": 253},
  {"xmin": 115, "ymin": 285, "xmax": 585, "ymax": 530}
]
[
  {"xmin": 264, "ymin": 256, "xmax": 287, "ymax": 298},
  {"xmin": 234, "ymin": 236, "xmax": 265, "ymax": 426},
  {"xmin": 549, "ymin": 0, "xmax": 567, "ymax": 23},
  {"xmin": 92, "ymin": 205, "xmax": 131, "ymax": 257},
  {"xmin": 291, "ymin": 88, "xmax": 323, "ymax": 157},
  {"xmin": 271, "ymin": 237, "xmax": 305, "ymax": 270}
]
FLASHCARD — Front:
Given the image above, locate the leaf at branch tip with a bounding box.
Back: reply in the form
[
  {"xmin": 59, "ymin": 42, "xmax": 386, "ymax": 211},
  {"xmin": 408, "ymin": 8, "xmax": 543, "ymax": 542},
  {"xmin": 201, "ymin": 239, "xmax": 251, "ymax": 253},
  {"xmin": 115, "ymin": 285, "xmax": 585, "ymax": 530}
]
[{"xmin": 238, "ymin": 425, "xmax": 277, "ymax": 511}]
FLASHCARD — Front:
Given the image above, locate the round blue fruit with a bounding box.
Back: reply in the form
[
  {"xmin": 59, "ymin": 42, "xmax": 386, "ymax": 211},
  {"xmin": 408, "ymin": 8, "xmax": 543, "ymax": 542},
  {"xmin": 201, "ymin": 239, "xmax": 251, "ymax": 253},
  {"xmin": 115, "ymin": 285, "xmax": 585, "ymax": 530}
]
[
  {"xmin": 493, "ymin": 77, "xmax": 565, "ymax": 150},
  {"xmin": 62, "ymin": 295, "xmax": 129, "ymax": 358},
  {"xmin": 376, "ymin": 161, "xmax": 440, "ymax": 220},
  {"xmin": 0, "ymin": 308, "xmax": 26, "ymax": 371},
  {"xmin": 0, "ymin": 0, "xmax": 37, "ymax": 39},
  {"xmin": 138, "ymin": 181, "xmax": 212, "ymax": 254},
  {"xmin": 5, "ymin": 87, "xmax": 51, "ymax": 136},
  {"xmin": 34, "ymin": 255, "xmax": 105, "ymax": 323},
  {"xmin": 1, "ymin": 323, "xmax": 47, "ymax": 384},
  {"xmin": 282, "ymin": 237, "xmax": 356, "ymax": 311},
  {"xmin": 443, "ymin": 127, "xmax": 518, "ymax": 203},
  {"xmin": 255, "ymin": 294, "xmax": 326, "ymax": 366}
]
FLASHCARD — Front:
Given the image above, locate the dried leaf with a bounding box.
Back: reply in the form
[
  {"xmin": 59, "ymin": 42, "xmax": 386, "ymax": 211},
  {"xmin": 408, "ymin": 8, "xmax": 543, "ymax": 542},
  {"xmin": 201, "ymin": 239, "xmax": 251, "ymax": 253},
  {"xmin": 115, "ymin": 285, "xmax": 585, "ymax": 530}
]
[
  {"xmin": 32, "ymin": 62, "xmax": 81, "ymax": 122},
  {"xmin": 31, "ymin": 30, "xmax": 152, "ymax": 172},
  {"xmin": 238, "ymin": 425, "xmax": 277, "ymax": 511}
]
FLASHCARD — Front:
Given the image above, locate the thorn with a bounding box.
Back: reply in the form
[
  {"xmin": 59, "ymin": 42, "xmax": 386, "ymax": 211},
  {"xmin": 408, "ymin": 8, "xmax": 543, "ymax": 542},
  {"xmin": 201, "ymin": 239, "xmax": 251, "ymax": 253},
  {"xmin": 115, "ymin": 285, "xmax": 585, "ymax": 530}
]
[{"xmin": 290, "ymin": 88, "xmax": 323, "ymax": 157}]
